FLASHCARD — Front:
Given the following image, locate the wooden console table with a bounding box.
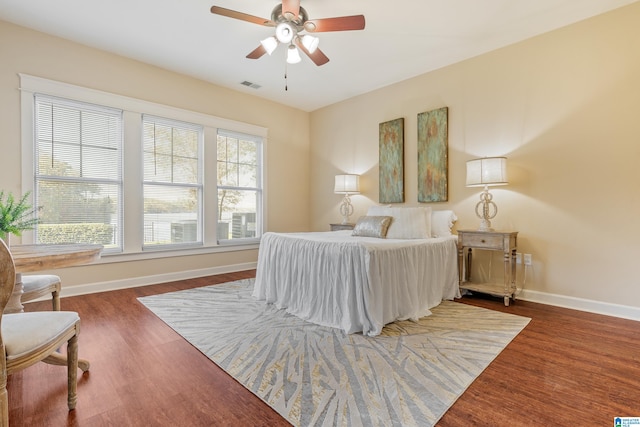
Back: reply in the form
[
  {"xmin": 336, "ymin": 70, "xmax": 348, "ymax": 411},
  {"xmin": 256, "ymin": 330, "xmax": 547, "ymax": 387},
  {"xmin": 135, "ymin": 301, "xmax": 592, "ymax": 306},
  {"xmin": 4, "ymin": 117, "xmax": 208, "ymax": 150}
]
[
  {"xmin": 457, "ymin": 230, "xmax": 518, "ymax": 306},
  {"xmin": 11, "ymin": 243, "xmax": 103, "ymax": 274}
]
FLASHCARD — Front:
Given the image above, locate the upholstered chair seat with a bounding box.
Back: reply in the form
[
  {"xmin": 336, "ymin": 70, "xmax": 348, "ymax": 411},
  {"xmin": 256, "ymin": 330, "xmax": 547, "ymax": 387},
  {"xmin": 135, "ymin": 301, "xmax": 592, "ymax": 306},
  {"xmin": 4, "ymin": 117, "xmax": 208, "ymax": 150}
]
[
  {"xmin": 21, "ymin": 274, "xmax": 62, "ymax": 311},
  {"xmin": 2, "ymin": 312, "xmax": 80, "ymax": 365}
]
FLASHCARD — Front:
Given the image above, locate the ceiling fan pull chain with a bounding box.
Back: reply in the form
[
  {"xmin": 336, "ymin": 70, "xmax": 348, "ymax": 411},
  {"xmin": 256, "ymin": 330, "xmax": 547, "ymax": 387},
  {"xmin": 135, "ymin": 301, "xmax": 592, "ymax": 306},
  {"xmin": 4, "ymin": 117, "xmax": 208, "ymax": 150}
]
[{"xmin": 285, "ymin": 62, "xmax": 288, "ymax": 91}]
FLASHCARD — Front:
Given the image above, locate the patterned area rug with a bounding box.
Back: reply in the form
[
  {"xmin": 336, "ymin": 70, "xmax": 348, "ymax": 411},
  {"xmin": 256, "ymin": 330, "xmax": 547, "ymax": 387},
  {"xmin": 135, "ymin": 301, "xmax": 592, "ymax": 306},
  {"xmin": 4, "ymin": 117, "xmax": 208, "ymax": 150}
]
[{"xmin": 138, "ymin": 279, "xmax": 530, "ymax": 426}]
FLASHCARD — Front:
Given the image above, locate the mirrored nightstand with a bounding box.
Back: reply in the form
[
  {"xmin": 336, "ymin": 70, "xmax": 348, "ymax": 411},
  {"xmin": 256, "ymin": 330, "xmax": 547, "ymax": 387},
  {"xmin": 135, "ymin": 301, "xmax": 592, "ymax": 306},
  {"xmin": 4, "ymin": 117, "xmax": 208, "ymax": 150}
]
[{"xmin": 457, "ymin": 229, "xmax": 518, "ymax": 306}]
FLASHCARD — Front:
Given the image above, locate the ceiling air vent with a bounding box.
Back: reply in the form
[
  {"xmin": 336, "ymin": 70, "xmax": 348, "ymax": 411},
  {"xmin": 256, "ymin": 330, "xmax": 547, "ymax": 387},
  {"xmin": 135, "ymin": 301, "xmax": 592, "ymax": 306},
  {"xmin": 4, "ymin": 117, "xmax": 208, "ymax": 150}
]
[{"xmin": 240, "ymin": 81, "xmax": 261, "ymax": 89}]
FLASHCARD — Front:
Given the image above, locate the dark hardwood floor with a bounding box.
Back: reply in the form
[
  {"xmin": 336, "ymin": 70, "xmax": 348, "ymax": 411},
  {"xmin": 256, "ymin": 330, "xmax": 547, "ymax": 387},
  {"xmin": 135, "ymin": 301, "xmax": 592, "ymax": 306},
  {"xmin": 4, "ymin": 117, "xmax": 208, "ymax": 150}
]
[{"xmin": 10, "ymin": 270, "xmax": 640, "ymax": 426}]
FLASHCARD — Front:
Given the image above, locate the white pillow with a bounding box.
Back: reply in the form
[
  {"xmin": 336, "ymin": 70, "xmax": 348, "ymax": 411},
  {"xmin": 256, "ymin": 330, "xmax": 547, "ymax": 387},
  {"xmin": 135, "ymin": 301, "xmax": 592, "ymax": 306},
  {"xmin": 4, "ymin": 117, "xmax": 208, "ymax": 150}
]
[
  {"xmin": 366, "ymin": 205, "xmax": 391, "ymax": 217},
  {"xmin": 431, "ymin": 210, "xmax": 458, "ymax": 237},
  {"xmin": 366, "ymin": 206, "xmax": 432, "ymax": 239}
]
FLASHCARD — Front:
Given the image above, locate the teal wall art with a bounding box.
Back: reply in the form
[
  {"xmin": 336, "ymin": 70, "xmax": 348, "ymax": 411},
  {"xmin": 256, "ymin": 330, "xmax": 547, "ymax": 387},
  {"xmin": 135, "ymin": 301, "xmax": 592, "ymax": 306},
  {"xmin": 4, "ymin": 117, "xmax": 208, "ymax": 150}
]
[
  {"xmin": 417, "ymin": 107, "xmax": 448, "ymax": 202},
  {"xmin": 379, "ymin": 118, "xmax": 404, "ymax": 203}
]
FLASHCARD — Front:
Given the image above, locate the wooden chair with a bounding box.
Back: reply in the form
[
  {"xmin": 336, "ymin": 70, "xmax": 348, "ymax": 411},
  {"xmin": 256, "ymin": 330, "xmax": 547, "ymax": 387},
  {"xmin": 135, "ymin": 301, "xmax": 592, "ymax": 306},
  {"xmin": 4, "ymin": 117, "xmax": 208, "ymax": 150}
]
[
  {"xmin": 20, "ymin": 274, "xmax": 62, "ymax": 311},
  {"xmin": 0, "ymin": 239, "xmax": 85, "ymax": 426}
]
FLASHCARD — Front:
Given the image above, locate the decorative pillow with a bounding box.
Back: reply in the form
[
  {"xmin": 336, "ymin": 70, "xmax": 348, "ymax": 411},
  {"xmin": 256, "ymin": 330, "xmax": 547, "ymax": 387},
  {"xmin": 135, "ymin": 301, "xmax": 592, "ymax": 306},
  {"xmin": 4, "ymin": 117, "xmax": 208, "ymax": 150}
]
[
  {"xmin": 366, "ymin": 206, "xmax": 432, "ymax": 239},
  {"xmin": 351, "ymin": 216, "xmax": 393, "ymax": 238},
  {"xmin": 431, "ymin": 210, "xmax": 458, "ymax": 237}
]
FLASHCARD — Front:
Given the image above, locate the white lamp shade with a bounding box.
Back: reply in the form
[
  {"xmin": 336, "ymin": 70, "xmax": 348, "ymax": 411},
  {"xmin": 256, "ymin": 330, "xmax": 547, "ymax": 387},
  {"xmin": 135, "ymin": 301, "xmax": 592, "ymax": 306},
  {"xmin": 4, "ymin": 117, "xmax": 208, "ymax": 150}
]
[
  {"xmin": 286, "ymin": 45, "xmax": 302, "ymax": 64},
  {"xmin": 466, "ymin": 157, "xmax": 508, "ymax": 187},
  {"xmin": 260, "ymin": 36, "xmax": 278, "ymax": 55},
  {"xmin": 301, "ymin": 35, "xmax": 319, "ymax": 53},
  {"xmin": 334, "ymin": 174, "xmax": 360, "ymax": 194},
  {"xmin": 275, "ymin": 22, "xmax": 294, "ymax": 43}
]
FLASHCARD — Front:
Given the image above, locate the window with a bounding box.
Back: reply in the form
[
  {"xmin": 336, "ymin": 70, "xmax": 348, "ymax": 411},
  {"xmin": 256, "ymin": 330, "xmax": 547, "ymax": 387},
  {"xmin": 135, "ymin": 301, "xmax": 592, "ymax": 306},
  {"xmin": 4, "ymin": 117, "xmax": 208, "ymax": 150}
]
[
  {"xmin": 143, "ymin": 116, "xmax": 202, "ymax": 248},
  {"xmin": 21, "ymin": 74, "xmax": 266, "ymax": 258},
  {"xmin": 34, "ymin": 95, "xmax": 122, "ymax": 251},
  {"xmin": 217, "ymin": 131, "xmax": 262, "ymax": 241}
]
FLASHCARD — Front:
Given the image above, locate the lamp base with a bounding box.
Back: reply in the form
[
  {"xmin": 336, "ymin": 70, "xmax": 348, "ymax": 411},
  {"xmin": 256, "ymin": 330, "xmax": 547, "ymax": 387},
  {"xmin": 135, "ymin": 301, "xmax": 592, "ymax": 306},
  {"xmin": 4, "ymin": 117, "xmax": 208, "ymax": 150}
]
[
  {"xmin": 339, "ymin": 194, "xmax": 354, "ymax": 225},
  {"xmin": 475, "ymin": 186, "xmax": 498, "ymax": 232},
  {"xmin": 477, "ymin": 219, "xmax": 494, "ymax": 232}
]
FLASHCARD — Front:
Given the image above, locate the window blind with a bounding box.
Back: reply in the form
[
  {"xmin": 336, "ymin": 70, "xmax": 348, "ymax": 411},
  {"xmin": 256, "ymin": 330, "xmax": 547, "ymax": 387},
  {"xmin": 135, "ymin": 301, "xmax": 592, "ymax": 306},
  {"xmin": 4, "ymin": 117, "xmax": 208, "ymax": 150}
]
[{"xmin": 34, "ymin": 94, "xmax": 123, "ymax": 249}]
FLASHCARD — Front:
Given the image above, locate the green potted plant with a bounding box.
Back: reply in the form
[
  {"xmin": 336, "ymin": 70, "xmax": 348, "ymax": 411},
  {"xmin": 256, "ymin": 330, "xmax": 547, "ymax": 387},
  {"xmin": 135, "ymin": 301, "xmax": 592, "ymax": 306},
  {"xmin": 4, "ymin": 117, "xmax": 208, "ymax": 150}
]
[{"xmin": 0, "ymin": 190, "xmax": 40, "ymax": 245}]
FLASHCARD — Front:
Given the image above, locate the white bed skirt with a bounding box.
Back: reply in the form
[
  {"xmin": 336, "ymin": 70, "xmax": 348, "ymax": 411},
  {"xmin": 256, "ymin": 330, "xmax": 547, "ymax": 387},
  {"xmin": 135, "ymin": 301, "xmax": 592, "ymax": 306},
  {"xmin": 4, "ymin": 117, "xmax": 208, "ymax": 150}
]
[{"xmin": 253, "ymin": 231, "xmax": 460, "ymax": 336}]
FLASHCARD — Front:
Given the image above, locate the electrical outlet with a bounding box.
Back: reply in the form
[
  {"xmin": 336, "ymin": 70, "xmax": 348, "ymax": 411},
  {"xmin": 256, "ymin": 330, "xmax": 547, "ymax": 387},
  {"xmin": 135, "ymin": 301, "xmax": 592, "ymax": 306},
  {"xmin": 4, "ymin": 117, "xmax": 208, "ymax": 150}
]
[
  {"xmin": 516, "ymin": 253, "xmax": 522, "ymax": 264},
  {"xmin": 524, "ymin": 253, "xmax": 532, "ymax": 265}
]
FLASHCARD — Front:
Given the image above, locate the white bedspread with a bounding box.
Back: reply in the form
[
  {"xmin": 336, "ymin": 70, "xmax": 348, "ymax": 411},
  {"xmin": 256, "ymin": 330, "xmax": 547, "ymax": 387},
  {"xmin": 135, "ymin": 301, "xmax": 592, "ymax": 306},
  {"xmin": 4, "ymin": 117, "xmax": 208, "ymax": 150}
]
[{"xmin": 253, "ymin": 231, "xmax": 460, "ymax": 336}]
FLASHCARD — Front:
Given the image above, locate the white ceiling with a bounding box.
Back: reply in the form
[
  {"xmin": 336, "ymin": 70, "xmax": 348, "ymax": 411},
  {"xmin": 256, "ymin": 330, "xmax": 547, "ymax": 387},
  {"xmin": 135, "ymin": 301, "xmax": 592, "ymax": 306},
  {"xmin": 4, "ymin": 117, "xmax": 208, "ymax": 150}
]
[{"xmin": 1, "ymin": 0, "xmax": 636, "ymax": 112}]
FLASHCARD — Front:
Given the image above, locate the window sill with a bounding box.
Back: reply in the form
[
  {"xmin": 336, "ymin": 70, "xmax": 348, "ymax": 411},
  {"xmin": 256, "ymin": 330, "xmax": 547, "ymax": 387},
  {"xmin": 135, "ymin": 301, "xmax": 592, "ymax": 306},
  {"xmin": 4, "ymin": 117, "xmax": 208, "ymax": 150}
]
[{"xmin": 97, "ymin": 240, "xmax": 260, "ymax": 265}]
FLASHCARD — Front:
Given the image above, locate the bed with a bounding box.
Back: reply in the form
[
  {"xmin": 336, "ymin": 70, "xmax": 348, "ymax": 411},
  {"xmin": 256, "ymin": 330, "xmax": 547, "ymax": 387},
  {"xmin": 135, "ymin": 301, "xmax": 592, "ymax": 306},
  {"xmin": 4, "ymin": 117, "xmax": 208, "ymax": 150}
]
[{"xmin": 253, "ymin": 207, "xmax": 460, "ymax": 336}]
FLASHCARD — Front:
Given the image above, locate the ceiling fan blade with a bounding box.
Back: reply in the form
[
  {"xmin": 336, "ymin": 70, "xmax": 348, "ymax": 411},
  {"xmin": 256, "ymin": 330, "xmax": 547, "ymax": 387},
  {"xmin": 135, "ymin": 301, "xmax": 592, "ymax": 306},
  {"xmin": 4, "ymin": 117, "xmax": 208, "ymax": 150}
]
[
  {"xmin": 210, "ymin": 6, "xmax": 274, "ymax": 26},
  {"xmin": 304, "ymin": 15, "xmax": 366, "ymax": 32},
  {"xmin": 246, "ymin": 44, "xmax": 267, "ymax": 59},
  {"xmin": 281, "ymin": 0, "xmax": 300, "ymax": 20},
  {"xmin": 295, "ymin": 38, "xmax": 329, "ymax": 66}
]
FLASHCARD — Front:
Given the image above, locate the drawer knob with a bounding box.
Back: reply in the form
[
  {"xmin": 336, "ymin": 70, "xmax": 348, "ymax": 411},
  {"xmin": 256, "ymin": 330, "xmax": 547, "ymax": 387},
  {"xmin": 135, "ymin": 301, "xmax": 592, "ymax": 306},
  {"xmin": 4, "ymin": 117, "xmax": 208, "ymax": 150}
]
[{"xmin": 481, "ymin": 239, "xmax": 486, "ymax": 243}]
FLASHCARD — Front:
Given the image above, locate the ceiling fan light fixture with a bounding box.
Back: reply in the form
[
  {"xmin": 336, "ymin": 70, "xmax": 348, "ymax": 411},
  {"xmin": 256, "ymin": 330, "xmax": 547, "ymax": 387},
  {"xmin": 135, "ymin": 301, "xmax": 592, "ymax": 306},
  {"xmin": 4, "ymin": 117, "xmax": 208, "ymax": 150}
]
[
  {"xmin": 275, "ymin": 22, "xmax": 295, "ymax": 44},
  {"xmin": 301, "ymin": 35, "xmax": 319, "ymax": 53},
  {"xmin": 211, "ymin": 3, "xmax": 366, "ymax": 68},
  {"xmin": 260, "ymin": 36, "xmax": 278, "ymax": 55},
  {"xmin": 286, "ymin": 45, "xmax": 302, "ymax": 64}
]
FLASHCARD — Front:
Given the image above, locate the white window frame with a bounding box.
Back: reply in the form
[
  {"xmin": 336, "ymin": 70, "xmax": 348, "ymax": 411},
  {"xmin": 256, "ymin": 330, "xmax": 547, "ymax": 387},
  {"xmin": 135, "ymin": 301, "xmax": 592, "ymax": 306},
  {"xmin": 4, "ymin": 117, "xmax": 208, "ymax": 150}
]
[
  {"xmin": 142, "ymin": 115, "xmax": 204, "ymax": 250},
  {"xmin": 33, "ymin": 94, "xmax": 124, "ymax": 253},
  {"xmin": 216, "ymin": 130, "xmax": 264, "ymax": 243},
  {"xmin": 19, "ymin": 74, "xmax": 267, "ymax": 260}
]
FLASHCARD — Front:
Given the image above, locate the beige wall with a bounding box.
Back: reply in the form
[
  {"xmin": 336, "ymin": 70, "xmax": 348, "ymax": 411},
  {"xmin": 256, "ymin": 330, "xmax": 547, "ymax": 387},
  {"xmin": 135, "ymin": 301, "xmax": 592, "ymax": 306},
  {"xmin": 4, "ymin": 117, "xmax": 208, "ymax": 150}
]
[
  {"xmin": 310, "ymin": 3, "xmax": 640, "ymax": 313},
  {"xmin": 3, "ymin": 2, "xmax": 640, "ymax": 315},
  {"xmin": 0, "ymin": 20, "xmax": 311, "ymax": 290}
]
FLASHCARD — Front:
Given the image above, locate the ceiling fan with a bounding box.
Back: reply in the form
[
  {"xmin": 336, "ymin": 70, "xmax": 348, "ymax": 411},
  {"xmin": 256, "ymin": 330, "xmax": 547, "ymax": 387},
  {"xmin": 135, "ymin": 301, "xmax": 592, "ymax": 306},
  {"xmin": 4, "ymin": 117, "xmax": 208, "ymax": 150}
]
[{"xmin": 210, "ymin": 1, "xmax": 365, "ymax": 66}]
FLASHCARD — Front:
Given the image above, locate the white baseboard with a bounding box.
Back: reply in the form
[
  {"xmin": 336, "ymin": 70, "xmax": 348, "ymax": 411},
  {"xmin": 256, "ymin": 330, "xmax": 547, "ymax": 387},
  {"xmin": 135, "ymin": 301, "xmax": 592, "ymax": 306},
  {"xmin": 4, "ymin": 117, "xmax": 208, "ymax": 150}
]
[
  {"xmin": 518, "ymin": 289, "xmax": 640, "ymax": 322},
  {"xmin": 56, "ymin": 262, "xmax": 258, "ymax": 299}
]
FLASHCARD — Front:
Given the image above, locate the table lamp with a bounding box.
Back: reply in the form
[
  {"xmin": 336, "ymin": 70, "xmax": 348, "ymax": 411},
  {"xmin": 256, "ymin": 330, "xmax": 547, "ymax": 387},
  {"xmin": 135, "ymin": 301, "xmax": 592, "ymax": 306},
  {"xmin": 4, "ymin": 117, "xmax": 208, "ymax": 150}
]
[
  {"xmin": 334, "ymin": 174, "xmax": 360, "ymax": 224},
  {"xmin": 466, "ymin": 157, "xmax": 508, "ymax": 231}
]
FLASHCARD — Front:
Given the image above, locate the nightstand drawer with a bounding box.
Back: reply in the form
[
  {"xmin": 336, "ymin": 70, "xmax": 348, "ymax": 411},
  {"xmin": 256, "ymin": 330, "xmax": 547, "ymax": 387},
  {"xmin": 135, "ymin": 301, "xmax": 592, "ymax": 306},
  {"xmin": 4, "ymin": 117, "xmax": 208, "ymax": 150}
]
[
  {"xmin": 461, "ymin": 233, "xmax": 504, "ymax": 250},
  {"xmin": 330, "ymin": 223, "xmax": 355, "ymax": 231}
]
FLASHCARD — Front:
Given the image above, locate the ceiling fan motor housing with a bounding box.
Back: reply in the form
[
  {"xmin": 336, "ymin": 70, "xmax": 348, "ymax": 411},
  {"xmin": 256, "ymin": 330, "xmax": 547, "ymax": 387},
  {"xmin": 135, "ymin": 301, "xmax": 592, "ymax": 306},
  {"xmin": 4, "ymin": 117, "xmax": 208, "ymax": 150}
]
[{"xmin": 271, "ymin": 4, "xmax": 311, "ymax": 33}]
